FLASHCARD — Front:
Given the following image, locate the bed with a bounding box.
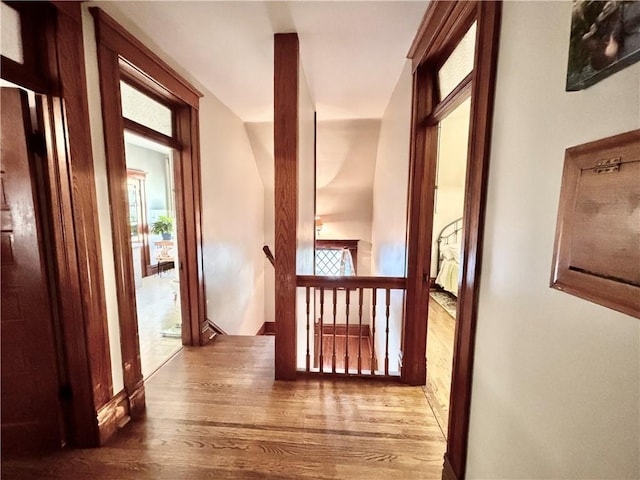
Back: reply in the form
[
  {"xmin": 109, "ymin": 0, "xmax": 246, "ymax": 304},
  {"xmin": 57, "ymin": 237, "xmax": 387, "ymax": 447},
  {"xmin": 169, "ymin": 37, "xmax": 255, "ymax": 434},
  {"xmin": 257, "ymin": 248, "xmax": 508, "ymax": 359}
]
[{"xmin": 435, "ymin": 217, "xmax": 463, "ymax": 297}]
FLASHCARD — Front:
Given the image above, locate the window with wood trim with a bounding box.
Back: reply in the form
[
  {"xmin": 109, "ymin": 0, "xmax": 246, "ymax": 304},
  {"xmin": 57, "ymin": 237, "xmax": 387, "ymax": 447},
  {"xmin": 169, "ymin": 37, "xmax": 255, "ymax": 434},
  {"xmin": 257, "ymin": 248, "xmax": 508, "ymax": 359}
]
[{"xmin": 315, "ymin": 239, "xmax": 358, "ymax": 276}]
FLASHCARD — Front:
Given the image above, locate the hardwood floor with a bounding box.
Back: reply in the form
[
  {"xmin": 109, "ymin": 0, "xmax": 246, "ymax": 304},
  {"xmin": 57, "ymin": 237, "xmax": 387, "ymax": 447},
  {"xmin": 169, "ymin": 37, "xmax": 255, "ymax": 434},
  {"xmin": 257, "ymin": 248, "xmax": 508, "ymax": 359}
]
[
  {"xmin": 315, "ymin": 333, "xmax": 374, "ymax": 372},
  {"xmin": 423, "ymin": 294, "xmax": 456, "ymax": 438},
  {"xmin": 2, "ymin": 336, "xmax": 446, "ymax": 479},
  {"xmin": 135, "ymin": 269, "xmax": 182, "ymax": 378}
]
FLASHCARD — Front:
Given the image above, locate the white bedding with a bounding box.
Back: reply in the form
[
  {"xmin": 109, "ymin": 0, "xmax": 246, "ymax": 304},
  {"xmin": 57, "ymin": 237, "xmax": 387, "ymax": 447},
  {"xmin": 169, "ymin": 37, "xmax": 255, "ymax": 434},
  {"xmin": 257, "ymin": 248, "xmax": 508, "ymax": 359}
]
[{"xmin": 436, "ymin": 244, "xmax": 460, "ymax": 296}]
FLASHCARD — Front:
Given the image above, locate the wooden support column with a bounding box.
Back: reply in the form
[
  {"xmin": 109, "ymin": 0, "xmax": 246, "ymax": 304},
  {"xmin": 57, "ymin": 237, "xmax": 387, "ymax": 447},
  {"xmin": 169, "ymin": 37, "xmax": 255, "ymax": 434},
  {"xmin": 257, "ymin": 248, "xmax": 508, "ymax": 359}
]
[{"xmin": 274, "ymin": 33, "xmax": 299, "ymax": 380}]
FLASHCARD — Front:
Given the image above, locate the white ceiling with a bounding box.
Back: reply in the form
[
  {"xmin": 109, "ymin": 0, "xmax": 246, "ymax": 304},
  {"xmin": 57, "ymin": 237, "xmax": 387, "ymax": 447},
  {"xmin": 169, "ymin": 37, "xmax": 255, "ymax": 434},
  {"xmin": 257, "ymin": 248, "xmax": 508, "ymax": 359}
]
[{"xmin": 93, "ymin": 1, "xmax": 428, "ymax": 122}]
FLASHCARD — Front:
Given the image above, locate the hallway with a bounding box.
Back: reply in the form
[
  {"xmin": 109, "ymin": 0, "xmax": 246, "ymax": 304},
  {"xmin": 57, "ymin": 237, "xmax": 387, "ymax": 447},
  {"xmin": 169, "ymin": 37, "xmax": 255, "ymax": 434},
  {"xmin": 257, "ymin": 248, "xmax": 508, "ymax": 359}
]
[{"xmin": 2, "ymin": 336, "xmax": 446, "ymax": 479}]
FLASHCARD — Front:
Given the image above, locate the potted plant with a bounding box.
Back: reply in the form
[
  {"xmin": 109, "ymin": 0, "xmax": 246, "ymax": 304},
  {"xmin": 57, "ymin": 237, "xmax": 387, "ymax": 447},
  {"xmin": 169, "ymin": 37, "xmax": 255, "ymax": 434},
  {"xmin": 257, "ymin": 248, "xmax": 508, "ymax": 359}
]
[{"xmin": 150, "ymin": 215, "xmax": 174, "ymax": 240}]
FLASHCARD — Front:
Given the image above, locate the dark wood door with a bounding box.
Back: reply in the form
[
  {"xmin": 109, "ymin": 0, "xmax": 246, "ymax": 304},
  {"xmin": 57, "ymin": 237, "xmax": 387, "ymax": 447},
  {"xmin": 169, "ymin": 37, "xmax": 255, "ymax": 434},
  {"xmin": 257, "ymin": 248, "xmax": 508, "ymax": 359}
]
[{"xmin": 1, "ymin": 87, "xmax": 63, "ymax": 452}]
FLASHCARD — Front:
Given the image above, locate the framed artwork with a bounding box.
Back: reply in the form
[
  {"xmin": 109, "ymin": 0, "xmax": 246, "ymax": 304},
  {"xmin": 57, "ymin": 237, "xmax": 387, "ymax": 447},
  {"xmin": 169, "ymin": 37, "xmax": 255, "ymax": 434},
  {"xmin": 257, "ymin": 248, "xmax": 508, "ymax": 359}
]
[
  {"xmin": 551, "ymin": 129, "xmax": 640, "ymax": 318},
  {"xmin": 566, "ymin": 1, "xmax": 640, "ymax": 91}
]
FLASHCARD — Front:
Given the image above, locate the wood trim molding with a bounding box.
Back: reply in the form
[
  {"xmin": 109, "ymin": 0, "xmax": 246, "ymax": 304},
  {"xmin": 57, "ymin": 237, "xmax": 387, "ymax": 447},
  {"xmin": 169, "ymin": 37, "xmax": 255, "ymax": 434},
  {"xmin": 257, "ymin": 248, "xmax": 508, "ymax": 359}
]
[
  {"xmin": 122, "ymin": 117, "xmax": 181, "ymax": 150},
  {"xmin": 426, "ymin": 73, "xmax": 472, "ymax": 126},
  {"xmin": 447, "ymin": 4, "xmax": 501, "ymax": 479},
  {"xmin": 256, "ymin": 321, "xmax": 276, "ymax": 336},
  {"xmin": 89, "ymin": 8, "xmax": 202, "ymax": 108},
  {"xmin": 297, "ymin": 275, "xmax": 406, "ymax": 290},
  {"xmin": 206, "ymin": 318, "xmax": 227, "ymax": 336},
  {"xmin": 296, "ymin": 370, "xmax": 399, "ymax": 383},
  {"xmin": 442, "ymin": 455, "xmax": 458, "ymax": 480},
  {"xmin": 274, "ymin": 33, "xmax": 299, "ymax": 381},
  {"xmin": 47, "ymin": 2, "xmax": 112, "ymax": 447},
  {"xmin": 315, "ymin": 239, "xmax": 359, "ymax": 248},
  {"xmin": 96, "ymin": 380, "xmax": 145, "ymax": 445},
  {"xmin": 67, "ymin": 39, "xmax": 114, "ymax": 413},
  {"xmin": 1, "ymin": 2, "xmax": 52, "ymax": 94},
  {"xmin": 407, "ymin": 2, "xmax": 477, "ymax": 72},
  {"xmin": 201, "ymin": 319, "xmax": 217, "ymax": 343},
  {"xmin": 96, "ymin": 389, "xmax": 130, "ymax": 445},
  {"xmin": 406, "ymin": 2, "xmax": 502, "ymax": 479},
  {"xmin": 403, "ymin": 66, "xmax": 438, "ymax": 387},
  {"xmin": 315, "ymin": 324, "xmax": 371, "ymax": 337},
  {"xmin": 128, "ymin": 381, "xmax": 146, "ymax": 418},
  {"xmin": 94, "ymin": 42, "xmax": 143, "ymax": 402}
]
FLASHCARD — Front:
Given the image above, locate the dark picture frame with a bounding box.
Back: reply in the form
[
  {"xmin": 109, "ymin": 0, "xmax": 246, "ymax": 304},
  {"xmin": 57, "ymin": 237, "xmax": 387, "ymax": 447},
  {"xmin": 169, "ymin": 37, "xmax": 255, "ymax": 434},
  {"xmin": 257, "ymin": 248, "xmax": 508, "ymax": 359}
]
[{"xmin": 566, "ymin": 1, "xmax": 640, "ymax": 91}]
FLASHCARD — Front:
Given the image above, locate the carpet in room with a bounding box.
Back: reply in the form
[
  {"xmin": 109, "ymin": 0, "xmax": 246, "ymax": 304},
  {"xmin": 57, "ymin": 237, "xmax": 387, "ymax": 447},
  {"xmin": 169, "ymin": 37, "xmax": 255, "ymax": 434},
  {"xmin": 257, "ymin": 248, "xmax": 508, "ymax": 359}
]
[{"xmin": 429, "ymin": 291, "xmax": 457, "ymax": 318}]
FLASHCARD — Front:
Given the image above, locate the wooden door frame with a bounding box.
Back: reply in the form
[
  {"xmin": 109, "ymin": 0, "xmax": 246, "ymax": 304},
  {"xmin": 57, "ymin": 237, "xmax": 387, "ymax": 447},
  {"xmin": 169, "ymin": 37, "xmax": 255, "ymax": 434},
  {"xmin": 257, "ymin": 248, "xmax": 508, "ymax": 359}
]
[
  {"xmin": 1, "ymin": 1, "xmax": 112, "ymax": 447},
  {"xmin": 404, "ymin": 2, "xmax": 501, "ymax": 479},
  {"xmin": 90, "ymin": 8, "xmax": 208, "ymax": 416}
]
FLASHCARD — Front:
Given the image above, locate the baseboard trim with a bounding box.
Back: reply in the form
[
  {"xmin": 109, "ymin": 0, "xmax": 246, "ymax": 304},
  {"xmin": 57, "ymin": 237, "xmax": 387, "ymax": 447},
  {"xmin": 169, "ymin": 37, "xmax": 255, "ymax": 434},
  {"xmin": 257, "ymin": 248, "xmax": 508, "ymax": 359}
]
[
  {"xmin": 202, "ymin": 318, "xmax": 227, "ymax": 344},
  {"xmin": 257, "ymin": 321, "xmax": 276, "ymax": 335},
  {"xmin": 206, "ymin": 318, "xmax": 227, "ymax": 336},
  {"xmin": 201, "ymin": 319, "xmax": 215, "ymax": 345},
  {"xmin": 96, "ymin": 389, "xmax": 130, "ymax": 445},
  {"xmin": 128, "ymin": 381, "xmax": 146, "ymax": 418},
  {"xmin": 315, "ymin": 323, "xmax": 371, "ymax": 337},
  {"xmin": 97, "ymin": 381, "xmax": 146, "ymax": 445},
  {"xmin": 442, "ymin": 454, "xmax": 458, "ymax": 480}
]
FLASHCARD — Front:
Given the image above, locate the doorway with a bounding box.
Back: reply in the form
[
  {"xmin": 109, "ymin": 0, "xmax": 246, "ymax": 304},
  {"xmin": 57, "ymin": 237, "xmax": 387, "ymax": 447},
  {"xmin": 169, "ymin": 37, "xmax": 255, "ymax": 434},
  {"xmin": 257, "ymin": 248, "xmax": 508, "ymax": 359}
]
[
  {"xmin": 405, "ymin": 2, "xmax": 501, "ymax": 478},
  {"xmin": 1, "ymin": 84, "xmax": 64, "ymax": 452},
  {"xmin": 91, "ymin": 8, "xmax": 207, "ymax": 415},
  {"xmin": 425, "ymin": 96, "xmax": 471, "ymax": 438},
  {"xmin": 124, "ymin": 132, "xmax": 182, "ymax": 378},
  {"xmin": 1, "ymin": 0, "xmax": 113, "ymax": 450}
]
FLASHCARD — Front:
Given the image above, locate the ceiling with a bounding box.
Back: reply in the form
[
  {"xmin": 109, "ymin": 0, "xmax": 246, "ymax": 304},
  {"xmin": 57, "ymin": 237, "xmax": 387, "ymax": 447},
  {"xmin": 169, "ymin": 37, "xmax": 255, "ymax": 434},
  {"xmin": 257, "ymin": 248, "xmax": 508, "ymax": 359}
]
[{"xmin": 92, "ymin": 1, "xmax": 428, "ymax": 122}]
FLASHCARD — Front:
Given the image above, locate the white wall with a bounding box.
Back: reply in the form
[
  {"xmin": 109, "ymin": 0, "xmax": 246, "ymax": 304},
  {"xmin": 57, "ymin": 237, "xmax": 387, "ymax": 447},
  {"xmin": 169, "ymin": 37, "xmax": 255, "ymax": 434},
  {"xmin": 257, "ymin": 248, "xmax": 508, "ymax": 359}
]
[
  {"xmin": 467, "ymin": 2, "xmax": 640, "ymax": 479},
  {"xmin": 296, "ymin": 65, "xmax": 316, "ymax": 368},
  {"xmin": 200, "ymin": 93, "xmax": 265, "ymax": 336},
  {"xmin": 370, "ymin": 60, "xmax": 413, "ymax": 373},
  {"xmin": 315, "ymin": 119, "xmax": 379, "ymax": 248},
  {"xmin": 244, "ymin": 122, "xmax": 275, "ymax": 324}
]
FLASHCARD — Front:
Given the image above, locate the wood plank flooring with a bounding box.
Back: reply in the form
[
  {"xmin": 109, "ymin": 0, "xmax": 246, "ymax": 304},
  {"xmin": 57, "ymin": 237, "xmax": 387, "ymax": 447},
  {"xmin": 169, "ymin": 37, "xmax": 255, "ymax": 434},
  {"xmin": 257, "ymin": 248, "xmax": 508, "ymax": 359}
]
[
  {"xmin": 135, "ymin": 269, "xmax": 182, "ymax": 378},
  {"xmin": 423, "ymin": 295, "xmax": 456, "ymax": 438},
  {"xmin": 2, "ymin": 336, "xmax": 446, "ymax": 479},
  {"xmin": 315, "ymin": 334, "xmax": 373, "ymax": 372}
]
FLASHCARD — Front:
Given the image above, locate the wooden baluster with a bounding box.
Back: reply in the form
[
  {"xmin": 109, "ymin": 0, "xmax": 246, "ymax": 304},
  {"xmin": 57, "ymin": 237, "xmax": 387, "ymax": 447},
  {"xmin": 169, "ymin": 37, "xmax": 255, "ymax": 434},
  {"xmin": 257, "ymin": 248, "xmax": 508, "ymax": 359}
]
[
  {"xmin": 371, "ymin": 288, "xmax": 377, "ymax": 375},
  {"xmin": 305, "ymin": 286, "xmax": 310, "ymax": 372},
  {"xmin": 319, "ymin": 288, "xmax": 324, "ymax": 373},
  {"xmin": 344, "ymin": 288, "xmax": 350, "ymax": 374},
  {"xmin": 385, "ymin": 288, "xmax": 391, "ymax": 376},
  {"xmin": 332, "ymin": 288, "xmax": 337, "ymax": 373},
  {"xmin": 358, "ymin": 287, "xmax": 363, "ymax": 375}
]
